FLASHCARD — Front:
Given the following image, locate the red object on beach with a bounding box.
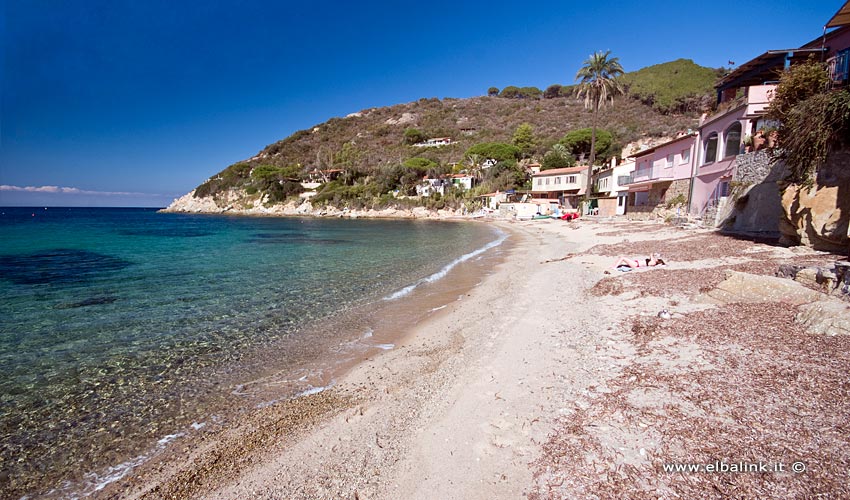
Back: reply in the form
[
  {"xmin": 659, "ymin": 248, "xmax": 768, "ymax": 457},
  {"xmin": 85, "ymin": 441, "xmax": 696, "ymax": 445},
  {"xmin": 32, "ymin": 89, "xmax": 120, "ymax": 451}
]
[{"xmin": 560, "ymin": 212, "xmax": 579, "ymax": 221}]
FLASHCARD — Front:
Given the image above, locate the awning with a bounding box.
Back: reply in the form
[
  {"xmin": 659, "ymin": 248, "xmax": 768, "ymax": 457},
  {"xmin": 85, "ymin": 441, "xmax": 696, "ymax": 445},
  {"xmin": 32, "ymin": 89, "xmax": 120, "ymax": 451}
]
[{"xmin": 827, "ymin": 1, "xmax": 850, "ymax": 28}]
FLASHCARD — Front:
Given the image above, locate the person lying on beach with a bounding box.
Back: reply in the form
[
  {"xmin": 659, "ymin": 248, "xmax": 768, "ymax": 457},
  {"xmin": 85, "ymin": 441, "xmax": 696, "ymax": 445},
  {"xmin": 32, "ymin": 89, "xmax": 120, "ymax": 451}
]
[{"xmin": 612, "ymin": 252, "xmax": 666, "ymax": 269}]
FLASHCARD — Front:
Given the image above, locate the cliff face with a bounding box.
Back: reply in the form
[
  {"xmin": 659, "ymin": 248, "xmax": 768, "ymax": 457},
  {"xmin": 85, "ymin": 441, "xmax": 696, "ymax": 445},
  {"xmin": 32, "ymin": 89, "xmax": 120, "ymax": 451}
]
[{"xmin": 779, "ymin": 150, "xmax": 850, "ymax": 254}]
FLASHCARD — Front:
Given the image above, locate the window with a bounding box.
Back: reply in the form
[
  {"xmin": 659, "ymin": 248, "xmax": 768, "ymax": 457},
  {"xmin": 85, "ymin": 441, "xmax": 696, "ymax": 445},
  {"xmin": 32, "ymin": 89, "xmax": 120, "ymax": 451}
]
[
  {"xmin": 681, "ymin": 148, "xmax": 690, "ymax": 164},
  {"xmin": 536, "ymin": 178, "xmax": 542, "ymax": 186},
  {"xmin": 566, "ymin": 175, "xmax": 577, "ymax": 184},
  {"xmin": 704, "ymin": 133, "xmax": 718, "ymax": 164},
  {"xmin": 555, "ymin": 177, "xmax": 561, "ymax": 184},
  {"xmin": 666, "ymin": 154, "xmax": 674, "ymax": 168},
  {"xmin": 545, "ymin": 178, "xmax": 550, "ymax": 185},
  {"xmin": 724, "ymin": 122, "xmax": 742, "ymax": 158}
]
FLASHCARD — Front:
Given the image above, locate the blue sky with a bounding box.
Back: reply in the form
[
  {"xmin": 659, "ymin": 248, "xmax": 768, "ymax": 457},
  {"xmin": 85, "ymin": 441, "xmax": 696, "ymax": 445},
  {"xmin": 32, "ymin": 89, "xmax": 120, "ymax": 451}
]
[{"xmin": 0, "ymin": 0, "xmax": 841, "ymax": 207}]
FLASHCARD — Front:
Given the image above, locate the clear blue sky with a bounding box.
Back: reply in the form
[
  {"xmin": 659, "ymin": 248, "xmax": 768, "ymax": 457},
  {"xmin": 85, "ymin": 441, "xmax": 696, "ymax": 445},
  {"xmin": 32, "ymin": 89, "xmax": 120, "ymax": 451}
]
[{"xmin": 0, "ymin": 0, "xmax": 841, "ymax": 207}]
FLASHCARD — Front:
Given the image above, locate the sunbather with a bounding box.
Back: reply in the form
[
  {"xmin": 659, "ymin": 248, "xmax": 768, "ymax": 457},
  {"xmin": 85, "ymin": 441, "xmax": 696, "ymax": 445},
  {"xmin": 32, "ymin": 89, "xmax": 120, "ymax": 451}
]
[{"xmin": 612, "ymin": 252, "xmax": 666, "ymax": 269}]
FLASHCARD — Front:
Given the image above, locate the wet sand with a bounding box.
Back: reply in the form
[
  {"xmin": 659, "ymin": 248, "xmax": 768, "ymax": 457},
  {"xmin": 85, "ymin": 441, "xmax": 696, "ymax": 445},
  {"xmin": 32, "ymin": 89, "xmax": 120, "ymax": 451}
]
[{"xmin": 96, "ymin": 218, "xmax": 850, "ymax": 499}]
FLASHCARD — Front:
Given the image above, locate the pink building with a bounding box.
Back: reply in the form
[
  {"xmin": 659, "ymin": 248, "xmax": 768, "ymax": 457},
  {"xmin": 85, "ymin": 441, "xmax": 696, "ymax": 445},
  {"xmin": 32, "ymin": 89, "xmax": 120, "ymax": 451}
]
[
  {"xmin": 691, "ymin": 18, "xmax": 850, "ymax": 224},
  {"xmin": 623, "ymin": 133, "xmax": 696, "ymax": 219}
]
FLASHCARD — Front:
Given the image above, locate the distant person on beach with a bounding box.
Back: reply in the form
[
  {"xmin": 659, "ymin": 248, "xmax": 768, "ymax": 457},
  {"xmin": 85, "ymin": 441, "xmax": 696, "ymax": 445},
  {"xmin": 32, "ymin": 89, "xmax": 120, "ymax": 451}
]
[{"xmin": 612, "ymin": 252, "xmax": 666, "ymax": 269}]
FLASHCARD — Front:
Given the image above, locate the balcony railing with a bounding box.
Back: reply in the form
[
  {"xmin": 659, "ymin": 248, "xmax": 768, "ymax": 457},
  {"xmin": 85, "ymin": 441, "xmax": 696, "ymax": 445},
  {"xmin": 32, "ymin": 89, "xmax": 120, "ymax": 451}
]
[{"xmin": 623, "ymin": 165, "xmax": 674, "ymax": 185}]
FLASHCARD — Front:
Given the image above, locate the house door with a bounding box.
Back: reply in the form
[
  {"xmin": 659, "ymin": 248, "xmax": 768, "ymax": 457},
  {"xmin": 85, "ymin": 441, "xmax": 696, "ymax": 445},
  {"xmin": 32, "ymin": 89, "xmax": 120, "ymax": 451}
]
[{"xmin": 616, "ymin": 195, "xmax": 626, "ymax": 215}]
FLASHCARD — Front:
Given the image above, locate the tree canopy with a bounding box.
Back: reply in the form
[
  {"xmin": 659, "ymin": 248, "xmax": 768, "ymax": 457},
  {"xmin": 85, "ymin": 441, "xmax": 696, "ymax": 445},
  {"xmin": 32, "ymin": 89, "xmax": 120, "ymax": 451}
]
[
  {"xmin": 512, "ymin": 123, "xmax": 536, "ymax": 156},
  {"xmin": 465, "ymin": 142, "xmax": 521, "ymax": 162},
  {"xmin": 560, "ymin": 128, "xmax": 616, "ymax": 160}
]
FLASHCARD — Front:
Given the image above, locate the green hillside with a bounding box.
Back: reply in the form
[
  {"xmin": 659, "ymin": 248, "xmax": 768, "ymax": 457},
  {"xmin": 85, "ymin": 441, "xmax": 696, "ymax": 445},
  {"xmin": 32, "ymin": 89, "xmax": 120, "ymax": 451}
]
[
  {"xmin": 621, "ymin": 58, "xmax": 721, "ymax": 114},
  {"xmin": 185, "ymin": 59, "xmax": 719, "ymax": 211}
]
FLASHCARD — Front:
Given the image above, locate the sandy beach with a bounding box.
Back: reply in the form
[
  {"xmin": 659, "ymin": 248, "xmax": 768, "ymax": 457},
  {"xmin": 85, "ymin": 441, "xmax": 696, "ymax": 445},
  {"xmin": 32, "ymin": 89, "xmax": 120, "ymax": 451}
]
[{"xmin": 98, "ymin": 218, "xmax": 850, "ymax": 500}]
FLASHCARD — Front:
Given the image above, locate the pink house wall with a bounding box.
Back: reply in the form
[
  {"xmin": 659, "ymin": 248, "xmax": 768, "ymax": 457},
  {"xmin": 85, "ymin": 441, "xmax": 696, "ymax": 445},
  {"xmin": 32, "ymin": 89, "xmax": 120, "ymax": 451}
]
[
  {"xmin": 631, "ymin": 135, "xmax": 696, "ymax": 185},
  {"xmin": 691, "ymin": 107, "xmax": 748, "ymax": 215}
]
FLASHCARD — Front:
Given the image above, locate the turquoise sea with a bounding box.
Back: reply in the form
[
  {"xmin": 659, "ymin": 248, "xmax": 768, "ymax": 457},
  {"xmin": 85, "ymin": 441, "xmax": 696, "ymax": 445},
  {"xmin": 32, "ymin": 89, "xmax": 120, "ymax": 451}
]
[{"xmin": 0, "ymin": 207, "xmax": 504, "ymax": 499}]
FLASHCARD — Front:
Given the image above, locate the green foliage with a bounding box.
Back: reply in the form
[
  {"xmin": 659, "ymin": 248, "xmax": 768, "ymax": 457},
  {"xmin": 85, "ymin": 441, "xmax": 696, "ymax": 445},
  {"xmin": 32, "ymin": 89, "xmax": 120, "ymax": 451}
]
[
  {"xmin": 560, "ymin": 128, "xmax": 615, "ymax": 159},
  {"xmin": 620, "ymin": 59, "xmax": 717, "ymax": 114},
  {"xmin": 403, "ymin": 157, "xmax": 439, "ymax": 172},
  {"xmin": 403, "ymin": 128, "xmax": 426, "ymax": 145},
  {"xmin": 482, "ymin": 160, "xmax": 527, "ymax": 192},
  {"xmin": 575, "ymin": 50, "xmax": 625, "ymax": 112},
  {"xmin": 465, "ymin": 142, "xmax": 521, "ymax": 162},
  {"xmin": 512, "ymin": 123, "xmax": 535, "ymax": 156},
  {"xmin": 266, "ymin": 181, "xmax": 304, "ymax": 203},
  {"xmin": 499, "ymin": 86, "xmax": 543, "ymax": 99},
  {"xmin": 488, "ymin": 87, "xmax": 500, "ymax": 96},
  {"xmin": 767, "ymin": 58, "xmax": 831, "ymax": 121},
  {"xmin": 542, "ymin": 145, "xmax": 576, "ymax": 170},
  {"xmin": 544, "ymin": 84, "xmax": 563, "ymax": 99},
  {"xmin": 543, "ymin": 84, "xmax": 575, "ymax": 99},
  {"xmin": 193, "ymin": 162, "xmax": 254, "ymax": 198},
  {"xmin": 767, "ymin": 59, "xmax": 850, "ymax": 182},
  {"xmin": 333, "ymin": 142, "xmax": 362, "ymax": 168},
  {"xmin": 251, "ymin": 164, "xmax": 300, "ymax": 182}
]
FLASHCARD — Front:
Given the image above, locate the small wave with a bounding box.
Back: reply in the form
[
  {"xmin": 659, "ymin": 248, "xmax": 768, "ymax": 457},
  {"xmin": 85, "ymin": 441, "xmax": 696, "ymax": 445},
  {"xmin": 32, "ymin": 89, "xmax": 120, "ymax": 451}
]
[
  {"xmin": 362, "ymin": 328, "xmax": 374, "ymax": 339},
  {"xmin": 429, "ymin": 305, "xmax": 447, "ymax": 312},
  {"xmin": 157, "ymin": 432, "xmax": 185, "ymax": 446},
  {"xmin": 75, "ymin": 426, "xmax": 195, "ymax": 496},
  {"xmin": 383, "ymin": 230, "xmax": 506, "ymax": 301},
  {"xmin": 256, "ymin": 382, "xmax": 335, "ymax": 409},
  {"xmin": 374, "ymin": 343, "xmax": 395, "ymax": 350}
]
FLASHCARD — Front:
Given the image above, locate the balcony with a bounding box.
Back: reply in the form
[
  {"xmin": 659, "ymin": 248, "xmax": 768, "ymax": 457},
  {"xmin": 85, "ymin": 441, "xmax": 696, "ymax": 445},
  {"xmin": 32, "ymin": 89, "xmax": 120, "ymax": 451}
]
[
  {"xmin": 745, "ymin": 84, "xmax": 776, "ymax": 116},
  {"xmin": 623, "ymin": 165, "xmax": 674, "ymax": 185}
]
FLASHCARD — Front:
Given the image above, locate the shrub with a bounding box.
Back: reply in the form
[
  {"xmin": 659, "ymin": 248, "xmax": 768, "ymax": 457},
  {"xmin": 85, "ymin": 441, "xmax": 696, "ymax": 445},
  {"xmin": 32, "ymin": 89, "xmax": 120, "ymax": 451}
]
[
  {"xmin": 560, "ymin": 128, "xmax": 616, "ymax": 161},
  {"xmin": 465, "ymin": 142, "xmax": 521, "ymax": 162},
  {"xmin": 403, "ymin": 128, "xmax": 426, "ymax": 145},
  {"xmin": 542, "ymin": 149, "xmax": 576, "ymax": 170},
  {"xmin": 767, "ymin": 58, "xmax": 850, "ymax": 183}
]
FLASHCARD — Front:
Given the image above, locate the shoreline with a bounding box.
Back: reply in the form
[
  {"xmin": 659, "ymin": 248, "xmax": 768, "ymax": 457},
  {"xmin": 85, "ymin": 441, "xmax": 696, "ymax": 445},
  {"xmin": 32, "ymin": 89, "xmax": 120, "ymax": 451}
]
[
  {"xmin": 99, "ymin": 218, "xmax": 849, "ymax": 499},
  {"xmin": 87, "ymin": 220, "xmax": 513, "ymax": 500}
]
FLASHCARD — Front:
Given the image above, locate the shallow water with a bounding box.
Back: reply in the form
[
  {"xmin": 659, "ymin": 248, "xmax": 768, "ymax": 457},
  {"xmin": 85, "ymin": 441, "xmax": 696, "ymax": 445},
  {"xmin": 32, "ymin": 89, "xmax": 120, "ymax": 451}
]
[{"xmin": 0, "ymin": 207, "xmax": 502, "ymax": 498}]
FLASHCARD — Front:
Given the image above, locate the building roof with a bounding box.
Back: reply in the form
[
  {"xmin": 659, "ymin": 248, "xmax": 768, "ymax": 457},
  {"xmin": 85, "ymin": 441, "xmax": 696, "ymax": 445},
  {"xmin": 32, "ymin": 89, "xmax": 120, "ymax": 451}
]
[
  {"xmin": 828, "ymin": 0, "xmax": 850, "ymax": 28},
  {"xmin": 531, "ymin": 166, "xmax": 588, "ymax": 176},
  {"xmin": 631, "ymin": 133, "xmax": 696, "ymax": 158}
]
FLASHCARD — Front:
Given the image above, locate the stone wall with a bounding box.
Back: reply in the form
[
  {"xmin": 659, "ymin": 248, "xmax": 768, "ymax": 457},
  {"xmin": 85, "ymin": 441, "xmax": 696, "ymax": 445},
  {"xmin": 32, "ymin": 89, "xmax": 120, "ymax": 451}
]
[
  {"xmin": 718, "ymin": 154, "xmax": 789, "ymax": 235},
  {"xmin": 625, "ymin": 179, "xmax": 691, "ymax": 221},
  {"xmin": 732, "ymin": 150, "xmax": 774, "ymax": 183}
]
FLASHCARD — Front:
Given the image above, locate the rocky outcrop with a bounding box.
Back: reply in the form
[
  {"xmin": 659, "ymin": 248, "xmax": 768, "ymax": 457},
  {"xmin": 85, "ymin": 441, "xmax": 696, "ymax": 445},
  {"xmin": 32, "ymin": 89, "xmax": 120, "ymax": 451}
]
[
  {"xmin": 703, "ymin": 270, "xmax": 850, "ymax": 336},
  {"xmin": 778, "ymin": 150, "xmax": 850, "ymax": 253},
  {"xmin": 161, "ymin": 191, "xmax": 466, "ymax": 220}
]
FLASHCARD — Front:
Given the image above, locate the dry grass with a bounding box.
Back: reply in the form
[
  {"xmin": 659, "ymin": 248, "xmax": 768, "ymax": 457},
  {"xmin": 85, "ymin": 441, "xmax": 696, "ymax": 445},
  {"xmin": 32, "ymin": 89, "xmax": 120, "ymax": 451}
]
[
  {"xmin": 530, "ymin": 302, "xmax": 850, "ymax": 499},
  {"xmin": 586, "ymin": 232, "xmax": 781, "ymax": 262}
]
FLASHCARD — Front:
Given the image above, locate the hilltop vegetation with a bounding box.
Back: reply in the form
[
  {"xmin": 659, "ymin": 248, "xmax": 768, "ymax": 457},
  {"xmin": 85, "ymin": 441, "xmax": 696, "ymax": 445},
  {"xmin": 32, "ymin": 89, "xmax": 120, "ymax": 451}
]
[
  {"xmin": 620, "ymin": 59, "xmax": 722, "ymax": 114},
  {"xmin": 186, "ymin": 60, "xmax": 720, "ymax": 211}
]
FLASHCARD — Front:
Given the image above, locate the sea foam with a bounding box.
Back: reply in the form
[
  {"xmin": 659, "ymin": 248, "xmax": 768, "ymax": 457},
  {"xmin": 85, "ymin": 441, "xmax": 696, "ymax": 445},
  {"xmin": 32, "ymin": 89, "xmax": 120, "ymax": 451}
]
[{"xmin": 383, "ymin": 230, "xmax": 506, "ymax": 301}]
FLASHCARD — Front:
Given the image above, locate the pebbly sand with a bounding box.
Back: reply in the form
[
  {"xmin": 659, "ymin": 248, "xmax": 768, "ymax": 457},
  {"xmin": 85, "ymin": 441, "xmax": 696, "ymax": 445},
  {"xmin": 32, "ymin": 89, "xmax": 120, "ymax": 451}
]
[{"xmin": 96, "ymin": 218, "xmax": 850, "ymax": 500}]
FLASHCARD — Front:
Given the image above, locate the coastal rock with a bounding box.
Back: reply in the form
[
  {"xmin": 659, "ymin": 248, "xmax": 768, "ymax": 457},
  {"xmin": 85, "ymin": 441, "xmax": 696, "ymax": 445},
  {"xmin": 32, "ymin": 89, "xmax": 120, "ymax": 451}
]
[
  {"xmin": 702, "ymin": 270, "xmax": 824, "ymax": 306},
  {"xmin": 705, "ymin": 270, "xmax": 850, "ymax": 335},
  {"xmin": 164, "ymin": 191, "xmax": 223, "ymax": 213},
  {"xmin": 778, "ymin": 150, "xmax": 850, "ymax": 253},
  {"xmin": 796, "ymin": 301, "xmax": 850, "ymax": 336}
]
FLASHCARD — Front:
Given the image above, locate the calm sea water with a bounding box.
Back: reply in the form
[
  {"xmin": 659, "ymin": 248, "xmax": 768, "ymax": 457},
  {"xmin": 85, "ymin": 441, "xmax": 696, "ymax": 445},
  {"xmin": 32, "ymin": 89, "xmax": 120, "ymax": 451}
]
[{"xmin": 0, "ymin": 207, "xmax": 503, "ymax": 498}]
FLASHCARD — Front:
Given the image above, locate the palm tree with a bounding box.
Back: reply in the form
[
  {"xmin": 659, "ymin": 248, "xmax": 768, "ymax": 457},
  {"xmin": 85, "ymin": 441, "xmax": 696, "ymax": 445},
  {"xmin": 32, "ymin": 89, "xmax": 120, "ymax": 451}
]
[{"xmin": 575, "ymin": 50, "xmax": 624, "ymax": 207}]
